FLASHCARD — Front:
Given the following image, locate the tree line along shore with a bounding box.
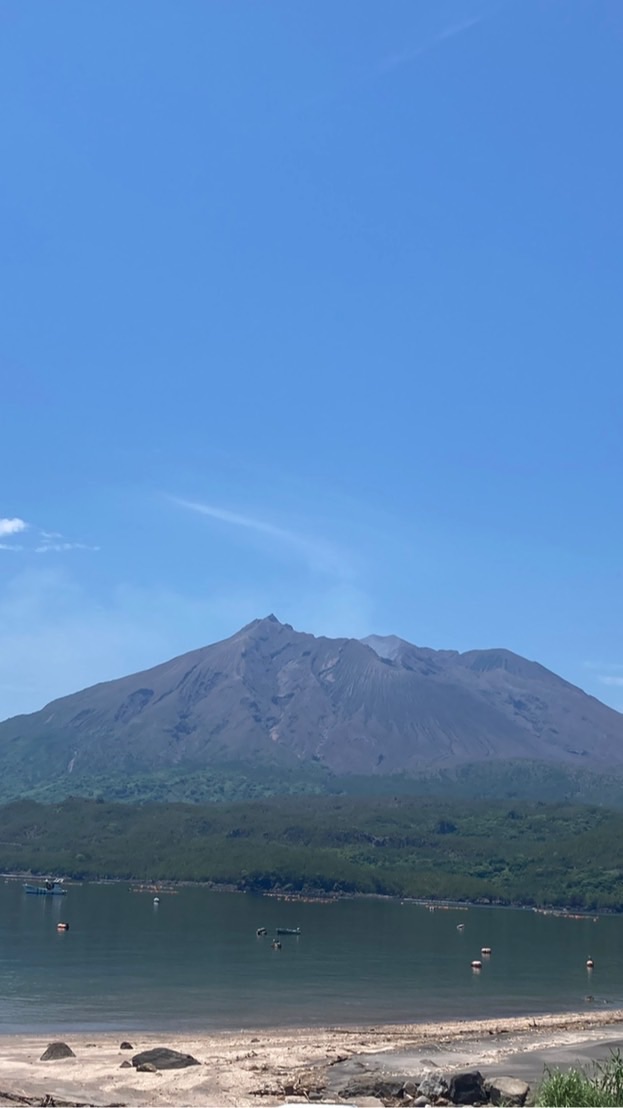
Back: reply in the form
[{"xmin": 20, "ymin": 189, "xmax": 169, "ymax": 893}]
[{"xmin": 1, "ymin": 794, "xmax": 622, "ymax": 910}]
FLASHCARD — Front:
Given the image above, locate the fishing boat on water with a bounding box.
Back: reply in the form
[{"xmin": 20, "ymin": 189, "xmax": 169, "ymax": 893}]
[
  {"xmin": 24, "ymin": 880, "xmax": 66, "ymax": 896},
  {"xmin": 275, "ymin": 927, "xmax": 301, "ymax": 935}
]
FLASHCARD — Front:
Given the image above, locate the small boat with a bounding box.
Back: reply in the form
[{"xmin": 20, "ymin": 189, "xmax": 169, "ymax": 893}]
[
  {"xmin": 275, "ymin": 927, "xmax": 301, "ymax": 936},
  {"xmin": 24, "ymin": 880, "xmax": 66, "ymax": 896},
  {"xmin": 256, "ymin": 927, "xmax": 268, "ymax": 936}
]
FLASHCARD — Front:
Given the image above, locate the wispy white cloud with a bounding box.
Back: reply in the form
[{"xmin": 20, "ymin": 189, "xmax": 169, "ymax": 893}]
[
  {"xmin": 292, "ymin": 4, "xmax": 506, "ymax": 124},
  {"xmin": 598, "ymin": 675, "xmax": 623, "ymax": 688},
  {"xmin": 585, "ymin": 660, "xmax": 621, "ymax": 668},
  {"xmin": 0, "ymin": 514, "xmax": 97, "ymax": 555},
  {"xmin": 379, "ymin": 14, "xmax": 485, "ymax": 73},
  {"xmin": 171, "ymin": 496, "xmax": 352, "ymax": 578},
  {"xmin": 584, "ymin": 661, "xmax": 623, "ymax": 674},
  {"xmin": 0, "ymin": 517, "xmax": 28, "ymax": 537},
  {"xmin": 174, "ymin": 498, "xmax": 301, "ymax": 543},
  {"xmin": 35, "ymin": 541, "xmax": 99, "ymax": 554}
]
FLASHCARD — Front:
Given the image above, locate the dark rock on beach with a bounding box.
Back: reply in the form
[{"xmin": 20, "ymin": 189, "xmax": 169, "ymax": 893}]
[
  {"xmin": 119, "ymin": 1041, "xmax": 133, "ymax": 1050},
  {"xmin": 339, "ymin": 1074, "xmax": 409, "ymax": 1100},
  {"xmin": 39, "ymin": 1041, "xmax": 76, "ymax": 1061},
  {"xmin": 131, "ymin": 1047, "xmax": 200, "ymax": 1070},
  {"xmin": 119, "ymin": 1059, "xmax": 132, "ymax": 1068},
  {"xmin": 448, "ymin": 1070, "xmax": 486, "ymax": 1105},
  {"xmin": 485, "ymin": 1075, "xmax": 530, "ymax": 1106}
]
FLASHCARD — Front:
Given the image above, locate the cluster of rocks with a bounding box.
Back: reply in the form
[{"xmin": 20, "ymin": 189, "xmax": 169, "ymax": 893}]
[
  {"xmin": 39, "ymin": 1041, "xmax": 200, "ymax": 1073},
  {"xmin": 275, "ymin": 1067, "xmax": 531, "ymax": 1108},
  {"xmin": 336, "ymin": 1069, "xmax": 530, "ymax": 1107}
]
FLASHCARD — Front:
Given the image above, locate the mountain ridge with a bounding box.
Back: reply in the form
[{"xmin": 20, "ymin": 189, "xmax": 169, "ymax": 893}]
[{"xmin": 0, "ymin": 615, "xmax": 621, "ymax": 807}]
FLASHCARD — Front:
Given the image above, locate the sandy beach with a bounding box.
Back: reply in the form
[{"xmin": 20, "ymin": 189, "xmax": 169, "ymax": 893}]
[{"xmin": 1, "ymin": 1009, "xmax": 622, "ymax": 1107}]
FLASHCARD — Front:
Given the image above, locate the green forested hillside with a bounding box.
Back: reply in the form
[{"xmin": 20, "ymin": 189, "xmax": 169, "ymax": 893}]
[
  {"xmin": 5, "ymin": 758, "xmax": 623, "ymax": 809},
  {"xmin": 2, "ymin": 795, "xmax": 623, "ymax": 910}
]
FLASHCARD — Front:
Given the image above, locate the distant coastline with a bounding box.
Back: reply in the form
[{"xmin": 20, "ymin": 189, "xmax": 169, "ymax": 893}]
[{"xmin": 2, "ymin": 871, "xmax": 613, "ymax": 917}]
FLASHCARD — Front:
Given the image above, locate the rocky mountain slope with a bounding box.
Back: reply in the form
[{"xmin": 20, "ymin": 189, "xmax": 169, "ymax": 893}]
[{"xmin": 0, "ymin": 615, "xmax": 621, "ymax": 804}]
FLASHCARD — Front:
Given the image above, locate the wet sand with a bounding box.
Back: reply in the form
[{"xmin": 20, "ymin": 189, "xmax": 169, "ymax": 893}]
[{"xmin": 0, "ymin": 1009, "xmax": 622, "ymax": 1106}]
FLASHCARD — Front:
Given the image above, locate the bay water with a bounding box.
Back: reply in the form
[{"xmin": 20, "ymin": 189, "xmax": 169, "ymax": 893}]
[{"xmin": 2, "ymin": 880, "xmax": 620, "ymax": 1033}]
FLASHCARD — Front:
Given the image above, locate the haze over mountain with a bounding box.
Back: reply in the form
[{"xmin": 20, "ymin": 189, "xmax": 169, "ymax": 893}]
[{"xmin": 1, "ymin": 615, "xmax": 622, "ymax": 806}]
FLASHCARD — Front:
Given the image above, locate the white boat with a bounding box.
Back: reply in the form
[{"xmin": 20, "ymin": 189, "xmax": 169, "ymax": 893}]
[{"xmin": 24, "ymin": 880, "xmax": 66, "ymax": 896}]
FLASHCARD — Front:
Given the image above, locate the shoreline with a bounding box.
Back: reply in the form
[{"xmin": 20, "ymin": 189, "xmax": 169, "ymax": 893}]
[
  {"xmin": 1, "ymin": 1009, "xmax": 622, "ymax": 1106},
  {"xmin": 2, "ymin": 872, "xmax": 614, "ymax": 918}
]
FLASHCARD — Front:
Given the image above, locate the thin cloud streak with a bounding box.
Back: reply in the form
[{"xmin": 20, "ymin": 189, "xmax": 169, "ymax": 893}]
[
  {"xmin": 378, "ymin": 14, "xmax": 484, "ymax": 73},
  {"xmin": 35, "ymin": 542, "xmax": 100, "ymax": 554},
  {"xmin": 584, "ymin": 661, "xmax": 623, "ymax": 673},
  {"xmin": 174, "ymin": 498, "xmax": 298, "ymax": 543},
  {"xmin": 294, "ymin": 6, "xmax": 500, "ymax": 119},
  {"xmin": 171, "ymin": 497, "xmax": 353, "ymax": 578}
]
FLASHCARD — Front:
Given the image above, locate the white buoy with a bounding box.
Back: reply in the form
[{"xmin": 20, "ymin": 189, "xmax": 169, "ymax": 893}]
[{"xmin": 153, "ymin": 896, "xmax": 160, "ymax": 904}]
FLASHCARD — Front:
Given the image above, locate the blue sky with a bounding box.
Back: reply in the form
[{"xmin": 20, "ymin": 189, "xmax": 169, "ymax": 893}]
[{"xmin": 1, "ymin": 0, "xmax": 622, "ymax": 718}]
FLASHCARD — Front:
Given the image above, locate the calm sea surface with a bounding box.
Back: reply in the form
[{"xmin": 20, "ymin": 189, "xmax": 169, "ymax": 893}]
[{"xmin": 1, "ymin": 881, "xmax": 620, "ymax": 1033}]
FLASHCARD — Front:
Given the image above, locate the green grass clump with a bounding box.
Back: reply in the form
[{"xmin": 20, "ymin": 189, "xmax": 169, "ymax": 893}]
[{"xmin": 537, "ymin": 1051, "xmax": 623, "ymax": 1106}]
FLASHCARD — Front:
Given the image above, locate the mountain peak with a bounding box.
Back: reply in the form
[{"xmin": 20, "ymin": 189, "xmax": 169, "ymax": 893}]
[
  {"xmin": 1, "ymin": 618, "xmax": 621, "ymax": 805},
  {"xmin": 237, "ymin": 613, "xmax": 294, "ymax": 638}
]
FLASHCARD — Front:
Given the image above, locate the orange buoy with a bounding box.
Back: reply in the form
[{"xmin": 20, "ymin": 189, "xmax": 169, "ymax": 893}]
[
  {"xmin": 586, "ymin": 958, "xmax": 594, "ymax": 968},
  {"xmin": 481, "ymin": 947, "xmax": 492, "ymax": 955},
  {"xmin": 471, "ymin": 960, "xmax": 482, "ymax": 969},
  {"xmin": 56, "ymin": 922, "xmax": 69, "ymax": 932}
]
